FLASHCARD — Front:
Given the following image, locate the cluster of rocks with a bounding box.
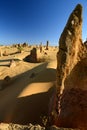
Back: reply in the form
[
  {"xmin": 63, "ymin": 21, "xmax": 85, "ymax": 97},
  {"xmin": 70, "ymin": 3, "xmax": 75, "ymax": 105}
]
[
  {"xmin": 50, "ymin": 4, "xmax": 87, "ymax": 130},
  {"xmin": 12, "ymin": 43, "xmax": 28, "ymax": 48},
  {"xmin": 0, "ymin": 123, "xmax": 79, "ymax": 130}
]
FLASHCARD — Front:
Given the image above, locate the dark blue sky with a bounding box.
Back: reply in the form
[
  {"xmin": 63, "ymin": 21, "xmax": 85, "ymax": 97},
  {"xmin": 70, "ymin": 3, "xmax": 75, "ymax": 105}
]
[{"xmin": 0, "ymin": 0, "xmax": 87, "ymax": 46}]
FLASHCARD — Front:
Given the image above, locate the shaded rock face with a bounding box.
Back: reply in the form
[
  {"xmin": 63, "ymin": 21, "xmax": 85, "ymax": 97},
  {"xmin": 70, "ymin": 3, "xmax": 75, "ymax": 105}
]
[
  {"xmin": 46, "ymin": 41, "xmax": 49, "ymax": 50},
  {"xmin": 24, "ymin": 47, "xmax": 37, "ymax": 63},
  {"xmin": 55, "ymin": 4, "xmax": 87, "ymax": 129},
  {"xmin": 56, "ymin": 4, "xmax": 82, "ymax": 92}
]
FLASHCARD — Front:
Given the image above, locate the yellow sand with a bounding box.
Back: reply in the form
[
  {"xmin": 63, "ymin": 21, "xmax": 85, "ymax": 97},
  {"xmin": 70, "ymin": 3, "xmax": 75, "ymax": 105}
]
[{"xmin": 0, "ymin": 45, "xmax": 57, "ymax": 125}]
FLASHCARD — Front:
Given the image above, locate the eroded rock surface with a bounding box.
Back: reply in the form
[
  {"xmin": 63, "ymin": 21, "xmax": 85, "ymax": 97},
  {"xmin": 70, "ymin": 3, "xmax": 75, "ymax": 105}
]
[
  {"xmin": 55, "ymin": 4, "xmax": 87, "ymax": 129},
  {"xmin": 0, "ymin": 123, "xmax": 79, "ymax": 130},
  {"xmin": 56, "ymin": 4, "xmax": 82, "ymax": 93},
  {"xmin": 24, "ymin": 47, "xmax": 37, "ymax": 63}
]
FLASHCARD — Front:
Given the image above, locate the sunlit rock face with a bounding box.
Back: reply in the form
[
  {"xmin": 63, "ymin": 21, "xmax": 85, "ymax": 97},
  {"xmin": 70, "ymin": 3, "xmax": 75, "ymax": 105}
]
[
  {"xmin": 55, "ymin": 4, "xmax": 87, "ymax": 129},
  {"xmin": 56, "ymin": 4, "xmax": 82, "ymax": 92}
]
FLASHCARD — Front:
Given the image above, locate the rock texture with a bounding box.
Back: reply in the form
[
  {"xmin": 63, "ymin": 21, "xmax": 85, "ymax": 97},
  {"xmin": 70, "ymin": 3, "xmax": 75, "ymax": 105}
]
[
  {"xmin": 55, "ymin": 4, "xmax": 87, "ymax": 129},
  {"xmin": 56, "ymin": 4, "xmax": 82, "ymax": 93},
  {"xmin": 23, "ymin": 47, "xmax": 37, "ymax": 63},
  {"xmin": 0, "ymin": 123, "xmax": 79, "ymax": 130}
]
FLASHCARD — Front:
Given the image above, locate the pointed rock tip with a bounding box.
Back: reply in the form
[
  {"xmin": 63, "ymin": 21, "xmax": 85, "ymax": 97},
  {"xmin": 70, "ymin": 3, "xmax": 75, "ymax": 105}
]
[
  {"xmin": 75, "ymin": 4, "xmax": 82, "ymax": 10},
  {"xmin": 73, "ymin": 4, "xmax": 82, "ymax": 17}
]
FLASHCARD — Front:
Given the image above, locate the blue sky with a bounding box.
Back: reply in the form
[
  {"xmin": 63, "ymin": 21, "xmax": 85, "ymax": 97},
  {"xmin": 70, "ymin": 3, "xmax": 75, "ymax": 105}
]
[{"xmin": 0, "ymin": 0, "xmax": 87, "ymax": 46}]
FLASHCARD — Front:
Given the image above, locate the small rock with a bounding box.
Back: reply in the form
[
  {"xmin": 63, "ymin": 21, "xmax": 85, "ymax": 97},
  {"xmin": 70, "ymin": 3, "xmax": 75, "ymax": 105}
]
[
  {"xmin": 9, "ymin": 59, "xmax": 16, "ymax": 67},
  {"xmin": 1, "ymin": 76, "xmax": 12, "ymax": 89}
]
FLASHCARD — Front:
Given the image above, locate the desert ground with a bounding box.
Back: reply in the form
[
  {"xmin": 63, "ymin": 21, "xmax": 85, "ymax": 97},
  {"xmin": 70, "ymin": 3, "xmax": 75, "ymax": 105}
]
[{"xmin": 0, "ymin": 45, "xmax": 58, "ymax": 126}]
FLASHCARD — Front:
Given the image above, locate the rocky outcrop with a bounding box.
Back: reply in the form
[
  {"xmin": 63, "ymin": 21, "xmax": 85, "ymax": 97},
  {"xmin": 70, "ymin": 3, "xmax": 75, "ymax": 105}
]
[
  {"xmin": 23, "ymin": 47, "xmax": 37, "ymax": 63},
  {"xmin": 55, "ymin": 4, "xmax": 87, "ymax": 129},
  {"xmin": 56, "ymin": 4, "xmax": 82, "ymax": 93},
  {"xmin": 0, "ymin": 123, "xmax": 79, "ymax": 130},
  {"xmin": 0, "ymin": 123, "xmax": 45, "ymax": 130}
]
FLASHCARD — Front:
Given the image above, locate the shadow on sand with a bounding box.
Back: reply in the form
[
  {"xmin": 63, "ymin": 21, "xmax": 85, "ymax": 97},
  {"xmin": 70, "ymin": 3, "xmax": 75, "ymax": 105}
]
[
  {"xmin": 8, "ymin": 87, "xmax": 55, "ymax": 125},
  {"xmin": 0, "ymin": 61, "xmax": 56, "ymax": 125}
]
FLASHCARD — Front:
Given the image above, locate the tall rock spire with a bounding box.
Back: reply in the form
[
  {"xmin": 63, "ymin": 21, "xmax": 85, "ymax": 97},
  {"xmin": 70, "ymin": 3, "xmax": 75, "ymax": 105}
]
[
  {"xmin": 57, "ymin": 4, "xmax": 82, "ymax": 92},
  {"xmin": 55, "ymin": 4, "xmax": 87, "ymax": 129}
]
